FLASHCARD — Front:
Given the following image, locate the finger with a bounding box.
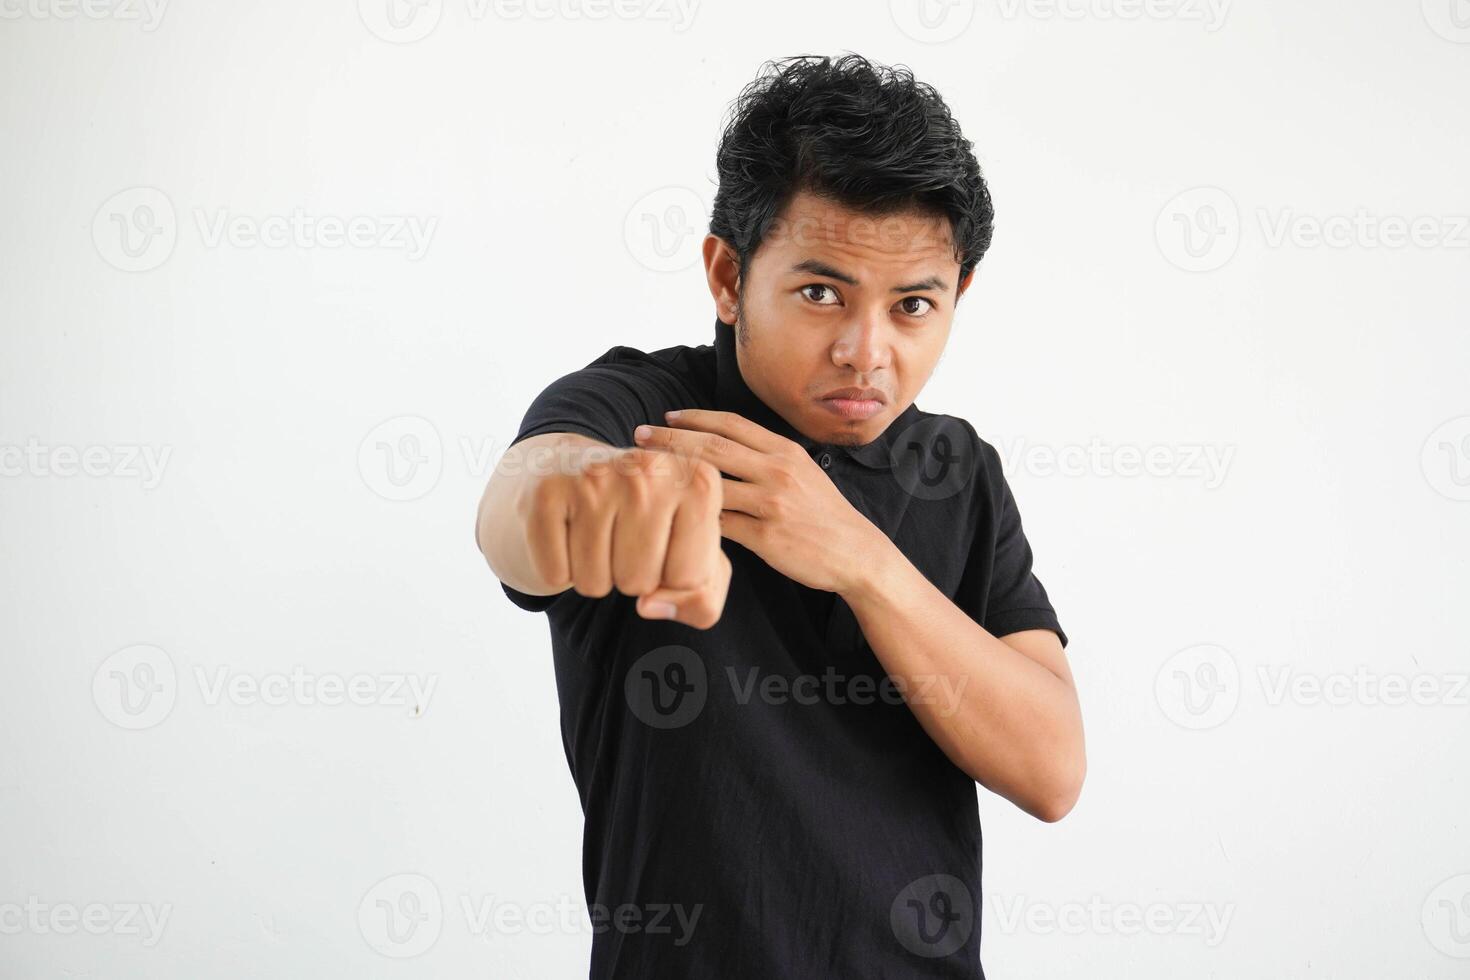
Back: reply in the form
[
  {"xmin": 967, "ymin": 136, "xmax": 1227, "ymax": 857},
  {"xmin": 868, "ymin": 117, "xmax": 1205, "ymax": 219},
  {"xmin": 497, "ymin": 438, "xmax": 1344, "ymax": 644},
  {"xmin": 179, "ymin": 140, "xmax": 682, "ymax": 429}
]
[
  {"xmin": 566, "ymin": 491, "xmax": 616, "ymax": 597},
  {"xmin": 661, "ymin": 468, "xmax": 722, "ymax": 590},
  {"xmin": 524, "ymin": 482, "xmax": 571, "ymax": 589},
  {"xmin": 639, "ymin": 550, "xmax": 732, "ymax": 630},
  {"xmin": 718, "ymin": 477, "xmax": 762, "ymax": 517},
  {"xmin": 610, "ymin": 494, "xmax": 674, "ymax": 597},
  {"xmin": 663, "ymin": 408, "xmax": 795, "ymax": 456},
  {"xmin": 633, "ymin": 424, "xmax": 766, "ymax": 482},
  {"xmin": 716, "ymin": 510, "xmax": 762, "ymax": 552}
]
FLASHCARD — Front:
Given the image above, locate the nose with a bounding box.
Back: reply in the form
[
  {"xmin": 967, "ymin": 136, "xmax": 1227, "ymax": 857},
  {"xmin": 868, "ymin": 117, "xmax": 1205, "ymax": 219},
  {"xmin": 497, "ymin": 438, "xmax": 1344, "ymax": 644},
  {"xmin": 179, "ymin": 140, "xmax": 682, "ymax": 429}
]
[{"xmin": 830, "ymin": 313, "xmax": 891, "ymax": 377}]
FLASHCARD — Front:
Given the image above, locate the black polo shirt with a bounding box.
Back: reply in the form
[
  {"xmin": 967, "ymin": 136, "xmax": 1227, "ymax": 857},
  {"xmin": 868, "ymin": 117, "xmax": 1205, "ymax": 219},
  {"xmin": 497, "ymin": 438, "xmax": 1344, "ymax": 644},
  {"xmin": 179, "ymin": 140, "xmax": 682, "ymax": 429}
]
[{"xmin": 501, "ymin": 316, "xmax": 1066, "ymax": 979}]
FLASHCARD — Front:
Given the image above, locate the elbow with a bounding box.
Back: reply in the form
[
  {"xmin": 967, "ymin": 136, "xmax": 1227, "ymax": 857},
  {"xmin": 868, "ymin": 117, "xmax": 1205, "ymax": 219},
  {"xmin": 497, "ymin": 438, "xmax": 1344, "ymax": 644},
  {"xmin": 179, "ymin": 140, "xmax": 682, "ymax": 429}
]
[{"xmin": 1030, "ymin": 753, "xmax": 1086, "ymax": 824}]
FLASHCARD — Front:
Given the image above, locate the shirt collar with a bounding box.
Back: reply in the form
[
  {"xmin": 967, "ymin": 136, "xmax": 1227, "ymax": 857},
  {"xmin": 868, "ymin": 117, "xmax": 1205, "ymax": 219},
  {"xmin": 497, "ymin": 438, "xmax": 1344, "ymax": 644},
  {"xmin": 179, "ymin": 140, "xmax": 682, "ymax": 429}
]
[{"xmin": 711, "ymin": 316, "xmax": 920, "ymax": 471}]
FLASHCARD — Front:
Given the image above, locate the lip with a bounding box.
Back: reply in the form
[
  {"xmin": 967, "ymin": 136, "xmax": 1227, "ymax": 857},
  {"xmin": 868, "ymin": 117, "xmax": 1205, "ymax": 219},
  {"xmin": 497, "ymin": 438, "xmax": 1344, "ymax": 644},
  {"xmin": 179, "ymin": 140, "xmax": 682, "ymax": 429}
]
[
  {"xmin": 820, "ymin": 386, "xmax": 887, "ymax": 403},
  {"xmin": 817, "ymin": 387, "xmax": 887, "ymax": 421}
]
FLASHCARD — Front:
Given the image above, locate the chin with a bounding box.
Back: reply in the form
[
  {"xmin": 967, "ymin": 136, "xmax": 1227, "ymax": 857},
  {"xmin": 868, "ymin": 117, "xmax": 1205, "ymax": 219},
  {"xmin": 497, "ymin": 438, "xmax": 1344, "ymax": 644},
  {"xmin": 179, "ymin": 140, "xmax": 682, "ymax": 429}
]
[{"xmin": 822, "ymin": 415, "xmax": 887, "ymax": 446}]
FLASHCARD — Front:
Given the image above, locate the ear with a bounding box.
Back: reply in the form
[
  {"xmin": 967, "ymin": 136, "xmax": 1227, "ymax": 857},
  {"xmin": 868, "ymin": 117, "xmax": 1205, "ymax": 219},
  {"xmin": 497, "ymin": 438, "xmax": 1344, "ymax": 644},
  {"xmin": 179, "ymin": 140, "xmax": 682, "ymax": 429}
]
[
  {"xmin": 955, "ymin": 266, "xmax": 976, "ymax": 301},
  {"xmin": 703, "ymin": 234, "xmax": 741, "ymax": 324}
]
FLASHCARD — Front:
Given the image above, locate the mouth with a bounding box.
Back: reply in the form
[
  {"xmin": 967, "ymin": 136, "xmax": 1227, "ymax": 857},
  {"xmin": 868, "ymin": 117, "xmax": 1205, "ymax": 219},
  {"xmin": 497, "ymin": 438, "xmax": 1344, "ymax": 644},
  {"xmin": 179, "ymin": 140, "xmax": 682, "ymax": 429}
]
[{"xmin": 816, "ymin": 386, "xmax": 887, "ymax": 422}]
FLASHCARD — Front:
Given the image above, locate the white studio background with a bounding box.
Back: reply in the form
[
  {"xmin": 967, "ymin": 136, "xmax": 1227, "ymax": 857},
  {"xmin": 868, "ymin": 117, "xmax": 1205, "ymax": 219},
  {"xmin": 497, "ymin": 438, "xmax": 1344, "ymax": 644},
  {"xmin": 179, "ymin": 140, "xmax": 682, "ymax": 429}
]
[{"xmin": 1, "ymin": 1, "xmax": 1467, "ymax": 977}]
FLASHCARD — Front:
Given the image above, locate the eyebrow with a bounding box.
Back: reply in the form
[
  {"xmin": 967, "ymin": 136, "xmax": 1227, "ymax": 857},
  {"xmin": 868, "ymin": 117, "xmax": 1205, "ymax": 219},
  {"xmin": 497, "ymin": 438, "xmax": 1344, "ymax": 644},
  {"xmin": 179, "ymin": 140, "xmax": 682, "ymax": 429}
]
[{"xmin": 790, "ymin": 259, "xmax": 950, "ymax": 294}]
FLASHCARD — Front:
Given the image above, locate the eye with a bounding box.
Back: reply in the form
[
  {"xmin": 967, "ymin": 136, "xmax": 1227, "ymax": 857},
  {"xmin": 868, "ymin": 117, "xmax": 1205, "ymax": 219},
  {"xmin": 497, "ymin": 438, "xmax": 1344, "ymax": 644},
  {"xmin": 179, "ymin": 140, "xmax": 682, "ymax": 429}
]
[
  {"xmin": 800, "ymin": 284, "xmax": 841, "ymax": 305},
  {"xmin": 897, "ymin": 296, "xmax": 934, "ymax": 317}
]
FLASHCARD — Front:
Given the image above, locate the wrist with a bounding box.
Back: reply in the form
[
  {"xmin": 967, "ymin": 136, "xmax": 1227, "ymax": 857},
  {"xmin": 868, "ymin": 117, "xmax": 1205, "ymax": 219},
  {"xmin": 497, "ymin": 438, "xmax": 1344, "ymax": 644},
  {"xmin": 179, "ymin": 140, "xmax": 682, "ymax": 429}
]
[{"xmin": 837, "ymin": 528, "xmax": 906, "ymax": 606}]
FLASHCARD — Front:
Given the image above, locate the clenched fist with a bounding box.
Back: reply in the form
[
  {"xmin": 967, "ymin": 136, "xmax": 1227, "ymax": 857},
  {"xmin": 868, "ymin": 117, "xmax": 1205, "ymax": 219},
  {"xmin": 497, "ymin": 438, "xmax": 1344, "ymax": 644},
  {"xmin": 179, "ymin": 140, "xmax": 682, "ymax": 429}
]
[{"xmin": 482, "ymin": 432, "xmax": 732, "ymax": 629}]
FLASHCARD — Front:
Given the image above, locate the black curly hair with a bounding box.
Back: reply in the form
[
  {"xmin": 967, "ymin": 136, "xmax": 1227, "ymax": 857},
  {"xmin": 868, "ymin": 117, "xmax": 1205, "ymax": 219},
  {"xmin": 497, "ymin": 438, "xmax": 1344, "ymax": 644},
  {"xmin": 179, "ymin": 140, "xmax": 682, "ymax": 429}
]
[{"xmin": 709, "ymin": 53, "xmax": 993, "ymax": 296}]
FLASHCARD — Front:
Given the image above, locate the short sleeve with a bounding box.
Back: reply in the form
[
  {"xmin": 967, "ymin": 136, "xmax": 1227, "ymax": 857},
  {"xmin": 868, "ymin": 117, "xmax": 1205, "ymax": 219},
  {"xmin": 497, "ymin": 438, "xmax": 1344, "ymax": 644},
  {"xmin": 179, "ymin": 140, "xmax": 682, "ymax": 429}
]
[
  {"xmin": 955, "ymin": 435, "xmax": 1068, "ymax": 649},
  {"xmin": 499, "ymin": 346, "xmax": 697, "ymax": 614},
  {"xmin": 507, "ymin": 346, "xmax": 693, "ymax": 451},
  {"xmin": 501, "ymin": 580, "xmax": 565, "ymax": 613}
]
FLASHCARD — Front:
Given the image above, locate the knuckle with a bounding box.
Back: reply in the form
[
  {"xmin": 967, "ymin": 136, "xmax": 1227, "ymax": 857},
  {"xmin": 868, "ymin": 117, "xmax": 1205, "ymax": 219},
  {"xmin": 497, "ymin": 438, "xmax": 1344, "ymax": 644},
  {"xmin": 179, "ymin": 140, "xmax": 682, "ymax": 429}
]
[
  {"xmin": 616, "ymin": 566, "xmax": 659, "ymax": 596},
  {"xmin": 523, "ymin": 474, "xmax": 562, "ymax": 516},
  {"xmin": 578, "ymin": 466, "xmax": 612, "ymax": 497},
  {"xmin": 572, "ymin": 578, "xmax": 612, "ymax": 599},
  {"xmin": 688, "ymin": 461, "xmax": 721, "ymax": 496},
  {"xmin": 620, "ymin": 470, "xmax": 651, "ymax": 509},
  {"xmin": 690, "ymin": 596, "xmax": 723, "ymax": 630},
  {"xmin": 770, "ymin": 464, "xmax": 799, "ymax": 493}
]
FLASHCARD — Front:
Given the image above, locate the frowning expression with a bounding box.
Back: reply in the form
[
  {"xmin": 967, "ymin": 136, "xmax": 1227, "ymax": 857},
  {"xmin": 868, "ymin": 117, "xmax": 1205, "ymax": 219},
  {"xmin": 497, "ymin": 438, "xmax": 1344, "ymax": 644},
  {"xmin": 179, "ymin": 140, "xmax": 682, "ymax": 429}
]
[{"xmin": 705, "ymin": 190, "xmax": 974, "ymax": 447}]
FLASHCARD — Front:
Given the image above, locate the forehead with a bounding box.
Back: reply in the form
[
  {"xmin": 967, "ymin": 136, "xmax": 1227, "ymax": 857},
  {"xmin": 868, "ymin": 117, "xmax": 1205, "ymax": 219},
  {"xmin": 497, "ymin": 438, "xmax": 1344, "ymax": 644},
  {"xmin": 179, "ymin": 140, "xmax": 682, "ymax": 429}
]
[{"xmin": 754, "ymin": 190, "xmax": 959, "ymax": 279}]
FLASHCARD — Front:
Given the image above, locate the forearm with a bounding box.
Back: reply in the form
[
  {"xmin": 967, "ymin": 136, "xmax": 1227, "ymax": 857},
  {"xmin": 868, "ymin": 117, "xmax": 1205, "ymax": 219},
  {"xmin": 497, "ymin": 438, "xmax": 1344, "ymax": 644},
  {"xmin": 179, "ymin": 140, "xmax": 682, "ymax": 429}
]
[{"xmin": 839, "ymin": 538, "xmax": 1084, "ymax": 821}]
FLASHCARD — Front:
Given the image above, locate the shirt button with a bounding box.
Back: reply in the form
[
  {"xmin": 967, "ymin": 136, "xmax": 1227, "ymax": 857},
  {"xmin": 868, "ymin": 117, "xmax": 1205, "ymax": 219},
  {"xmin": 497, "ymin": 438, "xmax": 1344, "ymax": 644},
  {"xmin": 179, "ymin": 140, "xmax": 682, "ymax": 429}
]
[{"xmin": 818, "ymin": 451, "xmax": 832, "ymax": 469}]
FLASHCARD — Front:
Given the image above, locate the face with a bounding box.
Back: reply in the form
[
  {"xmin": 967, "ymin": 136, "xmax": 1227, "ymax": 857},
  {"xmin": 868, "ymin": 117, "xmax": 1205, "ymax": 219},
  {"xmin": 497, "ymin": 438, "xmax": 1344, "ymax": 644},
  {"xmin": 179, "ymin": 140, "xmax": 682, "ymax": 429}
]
[{"xmin": 703, "ymin": 190, "xmax": 973, "ymax": 447}]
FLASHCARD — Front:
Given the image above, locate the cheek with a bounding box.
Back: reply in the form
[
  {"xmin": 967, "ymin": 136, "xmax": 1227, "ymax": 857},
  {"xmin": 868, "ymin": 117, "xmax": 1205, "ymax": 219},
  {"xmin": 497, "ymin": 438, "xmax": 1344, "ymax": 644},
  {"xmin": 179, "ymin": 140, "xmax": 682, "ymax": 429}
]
[
  {"xmin": 892, "ymin": 341, "xmax": 944, "ymax": 397},
  {"xmin": 775, "ymin": 355, "xmax": 821, "ymax": 398}
]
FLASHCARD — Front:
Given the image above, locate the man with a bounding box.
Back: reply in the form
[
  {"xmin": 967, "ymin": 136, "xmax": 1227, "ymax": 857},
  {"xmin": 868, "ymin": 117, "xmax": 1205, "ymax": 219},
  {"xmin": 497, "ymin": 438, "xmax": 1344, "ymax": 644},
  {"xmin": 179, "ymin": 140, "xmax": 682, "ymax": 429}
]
[{"xmin": 476, "ymin": 54, "xmax": 1084, "ymax": 978}]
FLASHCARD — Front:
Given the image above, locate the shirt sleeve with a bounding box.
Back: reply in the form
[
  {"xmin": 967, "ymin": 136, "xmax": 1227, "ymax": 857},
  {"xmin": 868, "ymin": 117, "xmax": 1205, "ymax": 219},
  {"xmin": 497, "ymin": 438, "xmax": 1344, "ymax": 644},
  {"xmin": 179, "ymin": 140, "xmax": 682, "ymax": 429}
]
[
  {"xmin": 499, "ymin": 347, "xmax": 693, "ymax": 614},
  {"xmin": 954, "ymin": 433, "xmax": 1069, "ymax": 649},
  {"xmin": 508, "ymin": 349, "xmax": 663, "ymax": 451},
  {"xmin": 501, "ymin": 579, "xmax": 567, "ymax": 613}
]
